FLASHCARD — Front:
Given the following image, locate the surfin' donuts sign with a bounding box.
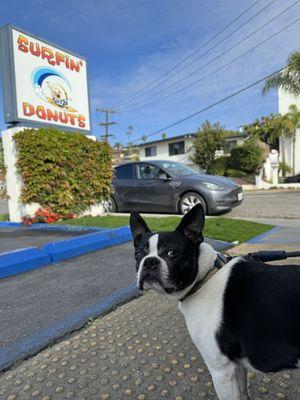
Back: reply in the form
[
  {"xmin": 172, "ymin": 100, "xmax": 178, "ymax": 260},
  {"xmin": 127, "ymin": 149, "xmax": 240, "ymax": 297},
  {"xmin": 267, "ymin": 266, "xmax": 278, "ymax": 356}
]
[{"xmin": 0, "ymin": 24, "xmax": 91, "ymax": 132}]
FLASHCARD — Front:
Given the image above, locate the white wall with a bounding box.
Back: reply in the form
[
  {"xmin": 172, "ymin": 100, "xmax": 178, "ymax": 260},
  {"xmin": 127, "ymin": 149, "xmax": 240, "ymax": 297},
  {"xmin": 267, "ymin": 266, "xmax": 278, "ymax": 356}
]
[
  {"xmin": 139, "ymin": 137, "xmax": 199, "ymax": 169},
  {"xmin": 278, "ymin": 89, "xmax": 300, "ymax": 174}
]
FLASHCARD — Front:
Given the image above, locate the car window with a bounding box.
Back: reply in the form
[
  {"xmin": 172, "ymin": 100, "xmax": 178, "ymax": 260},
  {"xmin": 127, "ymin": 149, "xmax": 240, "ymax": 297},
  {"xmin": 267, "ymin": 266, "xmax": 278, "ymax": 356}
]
[
  {"xmin": 136, "ymin": 164, "xmax": 167, "ymax": 180},
  {"xmin": 160, "ymin": 161, "xmax": 197, "ymax": 176},
  {"xmin": 115, "ymin": 164, "xmax": 133, "ymax": 179}
]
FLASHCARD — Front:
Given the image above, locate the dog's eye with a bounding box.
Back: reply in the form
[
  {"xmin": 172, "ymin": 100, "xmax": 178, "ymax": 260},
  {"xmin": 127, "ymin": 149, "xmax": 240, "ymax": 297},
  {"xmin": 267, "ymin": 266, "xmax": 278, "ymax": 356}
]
[{"xmin": 166, "ymin": 249, "xmax": 177, "ymax": 257}]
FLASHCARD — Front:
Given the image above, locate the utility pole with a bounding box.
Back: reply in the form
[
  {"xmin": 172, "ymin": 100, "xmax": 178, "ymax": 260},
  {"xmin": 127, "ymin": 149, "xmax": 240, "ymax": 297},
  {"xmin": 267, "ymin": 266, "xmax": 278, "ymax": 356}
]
[{"xmin": 96, "ymin": 108, "xmax": 119, "ymax": 143}]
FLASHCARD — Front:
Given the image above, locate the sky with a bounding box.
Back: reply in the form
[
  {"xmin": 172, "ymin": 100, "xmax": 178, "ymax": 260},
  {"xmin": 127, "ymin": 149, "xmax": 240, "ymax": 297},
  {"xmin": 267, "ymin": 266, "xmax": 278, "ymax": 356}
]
[{"xmin": 0, "ymin": 0, "xmax": 299, "ymax": 145}]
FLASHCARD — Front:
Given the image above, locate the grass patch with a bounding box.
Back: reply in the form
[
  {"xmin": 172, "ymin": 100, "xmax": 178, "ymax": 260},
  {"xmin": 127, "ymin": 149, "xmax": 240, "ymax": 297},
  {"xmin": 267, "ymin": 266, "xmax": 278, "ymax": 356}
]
[
  {"xmin": 0, "ymin": 213, "xmax": 9, "ymax": 221},
  {"xmin": 58, "ymin": 215, "xmax": 273, "ymax": 243}
]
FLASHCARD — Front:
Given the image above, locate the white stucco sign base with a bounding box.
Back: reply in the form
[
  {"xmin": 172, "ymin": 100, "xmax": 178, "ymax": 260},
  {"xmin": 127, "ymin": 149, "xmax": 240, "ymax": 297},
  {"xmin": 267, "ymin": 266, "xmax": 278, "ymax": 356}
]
[
  {"xmin": 2, "ymin": 126, "xmax": 38, "ymax": 222},
  {"xmin": 2, "ymin": 127, "xmax": 105, "ymax": 222}
]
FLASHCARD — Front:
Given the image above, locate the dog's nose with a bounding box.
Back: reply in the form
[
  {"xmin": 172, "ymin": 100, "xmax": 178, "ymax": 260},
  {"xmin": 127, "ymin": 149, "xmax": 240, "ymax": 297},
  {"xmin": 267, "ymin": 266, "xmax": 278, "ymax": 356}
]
[{"xmin": 144, "ymin": 256, "xmax": 160, "ymax": 270}]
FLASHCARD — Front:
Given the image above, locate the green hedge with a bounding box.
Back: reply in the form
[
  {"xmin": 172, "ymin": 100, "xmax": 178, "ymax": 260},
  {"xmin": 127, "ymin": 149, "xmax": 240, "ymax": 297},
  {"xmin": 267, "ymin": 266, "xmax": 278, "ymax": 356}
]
[
  {"xmin": 207, "ymin": 156, "xmax": 229, "ymax": 176},
  {"xmin": 229, "ymin": 140, "xmax": 265, "ymax": 174},
  {"xmin": 226, "ymin": 168, "xmax": 247, "ymax": 177},
  {"xmin": 14, "ymin": 128, "xmax": 113, "ymax": 215}
]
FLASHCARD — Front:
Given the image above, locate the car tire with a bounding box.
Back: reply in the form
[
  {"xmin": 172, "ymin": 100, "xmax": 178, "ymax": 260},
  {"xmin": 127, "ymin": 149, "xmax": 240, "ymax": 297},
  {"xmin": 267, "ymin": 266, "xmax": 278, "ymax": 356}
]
[
  {"xmin": 106, "ymin": 197, "xmax": 117, "ymax": 213},
  {"xmin": 179, "ymin": 192, "xmax": 207, "ymax": 215}
]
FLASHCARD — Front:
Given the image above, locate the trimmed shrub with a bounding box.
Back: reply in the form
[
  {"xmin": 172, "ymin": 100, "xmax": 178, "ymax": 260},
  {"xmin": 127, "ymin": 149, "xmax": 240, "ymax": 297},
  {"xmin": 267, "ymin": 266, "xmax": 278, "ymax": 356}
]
[
  {"xmin": 207, "ymin": 156, "xmax": 229, "ymax": 176},
  {"xmin": 229, "ymin": 140, "xmax": 265, "ymax": 173},
  {"xmin": 226, "ymin": 168, "xmax": 247, "ymax": 177},
  {"xmin": 14, "ymin": 128, "xmax": 113, "ymax": 215}
]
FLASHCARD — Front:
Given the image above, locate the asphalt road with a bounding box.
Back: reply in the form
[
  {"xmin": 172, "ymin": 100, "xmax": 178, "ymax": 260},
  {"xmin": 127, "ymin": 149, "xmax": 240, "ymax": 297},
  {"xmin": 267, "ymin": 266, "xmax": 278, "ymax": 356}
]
[
  {"xmin": 226, "ymin": 190, "xmax": 300, "ymax": 219},
  {"xmin": 2, "ymin": 190, "xmax": 300, "ymax": 220}
]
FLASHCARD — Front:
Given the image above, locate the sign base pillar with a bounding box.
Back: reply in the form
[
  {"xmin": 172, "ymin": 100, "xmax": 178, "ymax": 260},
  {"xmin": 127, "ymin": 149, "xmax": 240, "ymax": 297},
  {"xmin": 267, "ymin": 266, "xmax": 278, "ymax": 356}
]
[{"xmin": 2, "ymin": 126, "xmax": 30, "ymax": 222}]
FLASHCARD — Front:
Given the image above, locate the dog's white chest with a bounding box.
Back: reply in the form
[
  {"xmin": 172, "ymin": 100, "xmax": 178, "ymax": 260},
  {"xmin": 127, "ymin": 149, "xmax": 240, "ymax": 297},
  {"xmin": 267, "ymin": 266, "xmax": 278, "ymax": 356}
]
[{"xmin": 178, "ymin": 260, "xmax": 237, "ymax": 369}]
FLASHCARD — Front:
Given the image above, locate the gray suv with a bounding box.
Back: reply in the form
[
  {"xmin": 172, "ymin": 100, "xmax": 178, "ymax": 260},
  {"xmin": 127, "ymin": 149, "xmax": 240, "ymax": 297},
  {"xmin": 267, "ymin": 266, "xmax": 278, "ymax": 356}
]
[{"xmin": 110, "ymin": 160, "xmax": 243, "ymax": 214}]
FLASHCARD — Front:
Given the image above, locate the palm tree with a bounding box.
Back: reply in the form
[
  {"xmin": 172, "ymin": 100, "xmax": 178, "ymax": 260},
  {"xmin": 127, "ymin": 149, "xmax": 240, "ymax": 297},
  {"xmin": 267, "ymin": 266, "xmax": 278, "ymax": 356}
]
[
  {"xmin": 270, "ymin": 106, "xmax": 300, "ymax": 176},
  {"xmin": 286, "ymin": 105, "xmax": 300, "ymax": 174},
  {"xmin": 262, "ymin": 51, "xmax": 300, "ymax": 96}
]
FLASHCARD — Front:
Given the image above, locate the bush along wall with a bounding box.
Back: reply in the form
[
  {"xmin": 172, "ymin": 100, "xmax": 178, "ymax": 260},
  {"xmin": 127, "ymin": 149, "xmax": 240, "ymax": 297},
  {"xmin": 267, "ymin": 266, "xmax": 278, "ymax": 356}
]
[
  {"xmin": 229, "ymin": 139, "xmax": 265, "ymax": 174},
  {"xmin": 0, "ymin": 139, "xmax": 7, "ymax": 199},
  {"xmin": 14, "ymin": 128, "xmax": 113, "ymax": 216}
]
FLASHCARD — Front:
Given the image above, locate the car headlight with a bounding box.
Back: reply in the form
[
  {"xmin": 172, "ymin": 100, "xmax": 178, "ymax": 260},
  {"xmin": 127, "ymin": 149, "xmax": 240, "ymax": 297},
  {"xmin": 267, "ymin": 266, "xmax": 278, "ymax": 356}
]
[{"xmin": 202, "ymin": 181, "xmax": 224, "ymax": 190}]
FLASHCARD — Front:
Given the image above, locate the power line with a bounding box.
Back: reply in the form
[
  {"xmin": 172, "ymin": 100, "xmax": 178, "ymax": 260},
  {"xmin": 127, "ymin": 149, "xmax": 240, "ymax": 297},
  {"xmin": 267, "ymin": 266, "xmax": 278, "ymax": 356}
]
[
  {"xmin": 120, "ymin": 0, "xmax": 299, "ymax": 112},
  {"xmin": 120, "ymin": 17, "xmax": 300, "ymax": 113},
  {"xmin": 116, "ymin": 0, "xmax": 279, "ymax": 110},
  {"xmin": 112, "ymin": 0, "xmax": 263, "ymax": 108},
  {"xmin": 130, "ymin": 61, "xmax": 297, "ymax": 144}
]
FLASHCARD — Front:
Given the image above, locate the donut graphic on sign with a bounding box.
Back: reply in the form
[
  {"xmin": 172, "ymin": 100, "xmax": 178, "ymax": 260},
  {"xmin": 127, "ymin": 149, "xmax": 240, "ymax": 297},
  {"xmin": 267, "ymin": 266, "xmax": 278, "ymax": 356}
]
[{"xmin": 32, "ymin": 67, "xmax": 77, "ymax": 112}]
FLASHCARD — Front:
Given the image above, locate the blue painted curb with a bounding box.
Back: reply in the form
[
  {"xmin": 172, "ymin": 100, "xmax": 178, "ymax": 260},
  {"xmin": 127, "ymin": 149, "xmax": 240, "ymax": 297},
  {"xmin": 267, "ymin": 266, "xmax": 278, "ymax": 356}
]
[
  {"xmin": 43, "ymin": 226, "xmax": 132, "ymax": 262},
  {"xmin": 0, "ymin": 247, "xmax": 52, "ymax": 279},
  {"xmin": 246, "ymin": 226, "xmax": 281, "ymax": 244},
  {"xmin": 0, "ymin": 221, "xmax": 107, "ymax": 232},
  {"xmin": 0, "ymin": 283, "xmax": 139, "ymax": 371},
  {"xmin": 0, "ymin": 221, "xmax": 22, "ymax": 227}
]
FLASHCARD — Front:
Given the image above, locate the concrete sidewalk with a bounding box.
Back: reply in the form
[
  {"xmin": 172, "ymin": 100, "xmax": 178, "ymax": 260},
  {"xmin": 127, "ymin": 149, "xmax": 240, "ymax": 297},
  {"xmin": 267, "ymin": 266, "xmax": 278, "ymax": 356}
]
[{"xmin": 0, "ymin": 227, "xmax": 299, "ymax": 399}]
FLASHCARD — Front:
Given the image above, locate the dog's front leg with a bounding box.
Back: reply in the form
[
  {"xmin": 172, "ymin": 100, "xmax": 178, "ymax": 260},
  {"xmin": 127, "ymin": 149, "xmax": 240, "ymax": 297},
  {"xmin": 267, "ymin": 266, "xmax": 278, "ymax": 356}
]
[
  {"xmin": 206, "ymin": 362, "xmax": 243, "ymax": 400},
  {"xmin": 236, "ymin": 365, "xmax": 250, "ymax": 399}
]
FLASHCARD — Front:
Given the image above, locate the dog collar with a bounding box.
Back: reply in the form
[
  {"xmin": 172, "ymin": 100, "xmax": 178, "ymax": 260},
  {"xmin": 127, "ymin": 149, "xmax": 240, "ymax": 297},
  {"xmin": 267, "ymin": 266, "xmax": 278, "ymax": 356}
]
[{"xmin": 179, "ymin": 253, "xmax": 231, "ymax": 302}]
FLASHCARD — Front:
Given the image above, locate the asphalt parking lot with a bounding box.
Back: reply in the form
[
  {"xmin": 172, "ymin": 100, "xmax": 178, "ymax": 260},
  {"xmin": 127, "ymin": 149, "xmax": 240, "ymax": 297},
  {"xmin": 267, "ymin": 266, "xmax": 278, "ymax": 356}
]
[{"xmin": 0, "ymin": 226, "xmax": 95, "ymax": 253}]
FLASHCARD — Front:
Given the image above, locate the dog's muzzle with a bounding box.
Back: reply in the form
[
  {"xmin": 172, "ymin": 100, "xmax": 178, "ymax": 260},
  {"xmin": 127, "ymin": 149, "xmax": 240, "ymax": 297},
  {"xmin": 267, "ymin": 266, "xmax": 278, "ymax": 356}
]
[{"xmin": 138, "ymin": 256, "xmax": 161, "ymax": 290}]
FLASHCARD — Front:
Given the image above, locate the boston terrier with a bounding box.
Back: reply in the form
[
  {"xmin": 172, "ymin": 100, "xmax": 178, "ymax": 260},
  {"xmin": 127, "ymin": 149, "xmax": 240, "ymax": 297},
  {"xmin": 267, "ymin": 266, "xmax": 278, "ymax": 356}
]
[{"xmin": 130, "ymin": 204, "xmax": 300, "ymax": 400}]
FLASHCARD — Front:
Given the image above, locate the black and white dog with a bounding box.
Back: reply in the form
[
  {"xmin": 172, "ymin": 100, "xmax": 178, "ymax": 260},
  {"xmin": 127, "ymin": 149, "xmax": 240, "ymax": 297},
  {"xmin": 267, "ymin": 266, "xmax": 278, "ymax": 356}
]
[{"xmin": 130, "ymin": 204, "xmax": 300, "ymax": 400}]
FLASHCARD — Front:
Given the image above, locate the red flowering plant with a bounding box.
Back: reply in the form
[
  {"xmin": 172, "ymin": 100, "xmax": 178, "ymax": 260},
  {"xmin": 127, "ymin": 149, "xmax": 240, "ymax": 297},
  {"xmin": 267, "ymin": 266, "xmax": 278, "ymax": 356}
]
[
  {"xmin": 22, "ymin": 207, "xmax": 76, "ymax": 226},
  {"xmin": 35, "ymin": 207, "xmax": 62, "ymax": 223}
]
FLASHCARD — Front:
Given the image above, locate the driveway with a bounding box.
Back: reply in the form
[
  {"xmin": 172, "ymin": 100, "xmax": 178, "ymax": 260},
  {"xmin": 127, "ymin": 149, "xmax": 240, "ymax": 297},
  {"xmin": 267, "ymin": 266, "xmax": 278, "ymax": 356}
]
[{"xmin": 227, "ymin": 190, "xmax": 300, "ymax": 219}]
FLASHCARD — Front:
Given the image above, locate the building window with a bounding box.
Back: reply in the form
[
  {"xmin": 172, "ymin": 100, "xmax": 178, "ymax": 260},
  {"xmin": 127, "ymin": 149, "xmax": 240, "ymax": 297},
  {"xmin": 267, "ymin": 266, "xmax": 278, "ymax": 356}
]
[
  {"xmin": 169, "ymin": 141, "xmax": 185, "ymax": 156},
  {"xmin": 145, "ymin": 146, "xmax": 157, "ymax": 157},
  {"xmin": 224, "ymin": 140, "xmax": 237, "ymax": 154}
]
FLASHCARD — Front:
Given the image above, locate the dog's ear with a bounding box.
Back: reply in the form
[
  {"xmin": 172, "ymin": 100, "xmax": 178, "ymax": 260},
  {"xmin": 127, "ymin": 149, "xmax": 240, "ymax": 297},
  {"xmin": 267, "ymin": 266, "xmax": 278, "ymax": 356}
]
[
  {"xmin": 176, "ymin": 204, "xmax": 205, "ymax": 245},
  {"xmin": 130, "ymin": 212, "xmax": 151, "ymax": 247}
]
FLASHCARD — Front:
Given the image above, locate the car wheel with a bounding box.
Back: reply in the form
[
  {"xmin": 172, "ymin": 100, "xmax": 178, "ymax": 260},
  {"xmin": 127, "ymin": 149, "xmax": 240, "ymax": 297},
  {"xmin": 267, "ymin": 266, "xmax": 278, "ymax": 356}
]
[
  {"xmin": 105, "ymin": 197, "xmax": 117, "ymax": 213},
  {"xmin": 179, "ymin": 192, "xmax": 207, "ymax": 215}
]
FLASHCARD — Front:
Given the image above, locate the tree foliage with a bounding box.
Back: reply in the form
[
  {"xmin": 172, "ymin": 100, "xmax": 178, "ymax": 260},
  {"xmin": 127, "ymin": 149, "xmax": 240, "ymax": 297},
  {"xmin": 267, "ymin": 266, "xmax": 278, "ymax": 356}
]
[
  {"xmin": 229, "ymin": 140, "xmax": 265, "ymax": 174},
  {"xmin": 14, "ymin": 128, "xmax": 113, "ymax": 215},
  {"xmin": 242, "ymin": 114, "xmax": 280, "ymax": 148},
  {"xmin": 263, "ymin": 51, "xmax": 300, "ymax": 96},
  {"xmin": 191, "ymin": 121, "xmax": 230, "ymax": 170},
  {"xmin": 207, "ymin": 156, "xmax": 229, "ymax": 176}
]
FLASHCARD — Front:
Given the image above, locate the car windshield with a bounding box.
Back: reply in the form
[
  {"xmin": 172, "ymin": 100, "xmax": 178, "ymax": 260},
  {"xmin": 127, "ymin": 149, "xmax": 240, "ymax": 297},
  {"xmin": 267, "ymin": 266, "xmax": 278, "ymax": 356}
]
[{"xmin": 159, "ymin": 161, "xmax": 198, "ymax": 176}]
